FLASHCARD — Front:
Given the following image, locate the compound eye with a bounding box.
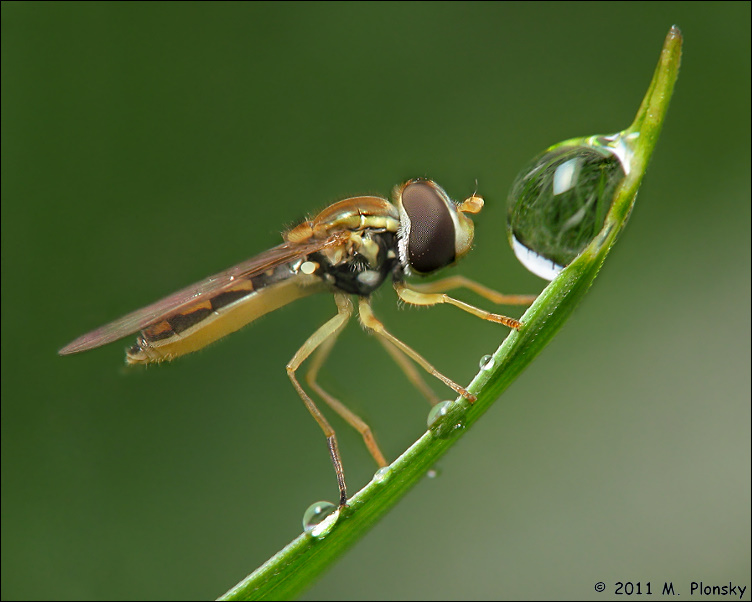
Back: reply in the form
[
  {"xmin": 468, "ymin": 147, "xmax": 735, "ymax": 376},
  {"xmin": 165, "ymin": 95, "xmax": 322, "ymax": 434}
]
[{"xmin": 401, "ymin": 180, "xmax": 457, "ymax": 274}]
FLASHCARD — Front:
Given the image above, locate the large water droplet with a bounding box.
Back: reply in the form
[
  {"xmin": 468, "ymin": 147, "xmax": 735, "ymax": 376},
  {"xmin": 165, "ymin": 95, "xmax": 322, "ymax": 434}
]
[
  {"xmin": 507, "ymin": 134, "xmax": 631, "ymax": 280},
  {"xmin": 302, "ymin": 501, "xmax": 337, "ymax": 536}
]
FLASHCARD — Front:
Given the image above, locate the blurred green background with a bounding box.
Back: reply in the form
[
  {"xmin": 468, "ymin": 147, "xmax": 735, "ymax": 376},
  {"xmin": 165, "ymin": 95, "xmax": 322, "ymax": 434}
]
[{"xmin": 2, "ymin": 2, "xmax": 749, "ymax": 600}]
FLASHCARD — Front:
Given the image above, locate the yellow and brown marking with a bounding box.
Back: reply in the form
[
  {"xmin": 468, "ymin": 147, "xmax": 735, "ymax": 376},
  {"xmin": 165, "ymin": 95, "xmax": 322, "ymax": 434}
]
[
  {"xmin": 285, "ymin": 196, "xmax": 400, "ymax": 243},
  {"xmin": 127, "ymin": 271, "xmax": 325, "ymax": 364}
]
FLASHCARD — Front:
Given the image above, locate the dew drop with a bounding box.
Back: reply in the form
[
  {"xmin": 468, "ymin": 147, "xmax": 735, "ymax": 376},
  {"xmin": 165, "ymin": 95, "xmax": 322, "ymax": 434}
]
[
  {"xmin": 507, "ymin": 135, "xmax": 630, "ymax": 280},
  {"xmin": 479, "ymin": 354, "xmax": 495, "ymax": 370},
  {"xmin": 426, "ymin": 467, "xmax": 442, "ymax": 479},
  {"xmin": 373, "ymin": 466, "xmax": 391, "ymax": 484},
  {"xmin": 427, "ymin": 400, "xmax": 454, "ymax": 428},
  {"xmin": 427, "ymin": 400, "xmax": 466, "ymax": 438},
  {"xmin": 302, "ymin": 501, "xmax": 337, "ymax": 536}
]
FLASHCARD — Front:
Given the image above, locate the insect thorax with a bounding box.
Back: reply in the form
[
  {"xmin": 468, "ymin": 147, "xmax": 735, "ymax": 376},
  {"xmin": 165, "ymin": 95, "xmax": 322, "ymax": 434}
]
[{"xmin": 309, "ymin": 230, "xmax": 401, "ymax": 296}]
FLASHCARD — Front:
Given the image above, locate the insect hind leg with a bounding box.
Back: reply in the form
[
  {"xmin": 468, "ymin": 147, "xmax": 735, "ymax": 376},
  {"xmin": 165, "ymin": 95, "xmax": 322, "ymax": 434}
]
[
  {"xmin": 305, "ymin": 331, "xmax": 389, "ymax": 468},
  {"xmin": 286, "ymin": 292, "xmax": 353, "ymax": 507}
]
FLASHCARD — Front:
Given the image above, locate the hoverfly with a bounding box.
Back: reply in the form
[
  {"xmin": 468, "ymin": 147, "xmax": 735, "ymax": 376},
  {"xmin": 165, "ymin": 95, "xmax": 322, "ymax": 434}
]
[{"xmin": 60, "ymin": 178, "xmax": 534, "ymax": 506}]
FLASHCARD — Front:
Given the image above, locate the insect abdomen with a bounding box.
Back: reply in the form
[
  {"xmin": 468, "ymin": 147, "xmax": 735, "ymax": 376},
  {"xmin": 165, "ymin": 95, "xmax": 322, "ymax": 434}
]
[{"xmin": 127, "ymin": 273, "xmax": 325, "ymax": 364}]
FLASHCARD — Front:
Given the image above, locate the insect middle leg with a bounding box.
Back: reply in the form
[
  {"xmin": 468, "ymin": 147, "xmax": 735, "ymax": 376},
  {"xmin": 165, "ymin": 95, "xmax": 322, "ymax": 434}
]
[
  {"xmin": 305, "ymin": 333, "xmax": 389, "ymax": 468},
  {"xmin": 357, "ymin": 296, "xmax": 476, "ymax": 403},
  {"xmin": 286, "ymin": 292, "xmax": 353, "ymax": 507},
  {"xmin": 375, "ymin": 337, "xmax": 440, "ymax": 406}
]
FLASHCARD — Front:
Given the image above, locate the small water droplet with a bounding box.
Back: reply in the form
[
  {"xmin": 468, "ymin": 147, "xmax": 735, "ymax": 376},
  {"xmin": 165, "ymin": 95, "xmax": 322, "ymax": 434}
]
[
  {"xmin": 373, "ymin": 466, "xmax": 391, "ymax": 484},
  {"xmin": 426, "ymin": 467, "xmax": 441, "ymax": 479},
  {"xmin": 479, "ymin": 354, "xmax": 495, "ymax": 370},
  {"xmin": 507, "ymin": 135, "xmax": 629, "ymax": 280},
  {"xmin": 427, "ymin": 400, "xmax": 466, "ymax": 438},
  {"xmin": 302, "ymin": 501, "xmax": 337, "ymax": 536},
  {"xmin": 427, "ymin": 400, "xmax": 454, "ymax": 428}
]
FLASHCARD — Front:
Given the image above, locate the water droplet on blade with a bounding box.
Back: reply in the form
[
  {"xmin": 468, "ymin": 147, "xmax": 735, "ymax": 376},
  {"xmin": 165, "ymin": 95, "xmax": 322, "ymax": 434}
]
[
  {"xmin": 479, "ymin": 354, "xmax": 495, "ymax": 370},
  {"xmin": 373, "ymin": 466, "xmax": 391, "ymax": 483},
  {"xmin": 507, "ymin": 135, "xmax": 630, "ymax": 280},
  {"xmin": 427, "ymin": 400, "xmax": 466, "ymax": 438},
  {"xmin": 302, "ymin": 501, "xmax": 337, "ymax": 536},
  {"xmin": 427, "ymin": 400, "xmax": 455, "ymax": 428}
]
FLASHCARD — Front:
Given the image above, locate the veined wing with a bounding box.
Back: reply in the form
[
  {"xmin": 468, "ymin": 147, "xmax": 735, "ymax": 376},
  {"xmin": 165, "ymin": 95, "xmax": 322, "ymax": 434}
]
[{"xmin": 59, "ymin": 233, "xmax": 347, "ymax": 355}]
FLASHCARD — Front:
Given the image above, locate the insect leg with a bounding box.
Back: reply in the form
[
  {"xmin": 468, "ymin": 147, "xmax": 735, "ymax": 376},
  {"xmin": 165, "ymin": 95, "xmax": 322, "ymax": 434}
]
[
  {"xmin": 287, "ymin": 292, "xmax": 353, "ymax": 507},
  {"xmin": 394, "ymin": 281, "xmax": 527, "ymax": 329},
  {"xmin": 405, "ymin": 275, "xmax": 537, "ymax": 306},
  {"xmin": 375, "ymin": 337, "xmax": 440, "ymax": 406},
  {"xmin": 357, "ymin": 297, "xmax": 476, "ymax": 403},
  {"xmin": 306, "ymin": 335, "xmax": 389, "ymax": 468}
]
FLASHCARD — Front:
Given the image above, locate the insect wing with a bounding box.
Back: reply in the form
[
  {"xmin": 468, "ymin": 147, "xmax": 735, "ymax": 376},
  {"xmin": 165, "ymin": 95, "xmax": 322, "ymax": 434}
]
[{"xmin": 59, "ymin": 234, "xmax": 345, "ymax": 355}]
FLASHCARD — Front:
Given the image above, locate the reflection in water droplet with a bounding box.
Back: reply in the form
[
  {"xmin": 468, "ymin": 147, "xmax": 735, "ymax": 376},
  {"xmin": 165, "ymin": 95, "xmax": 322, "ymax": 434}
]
[
  {"xmin": 507, "ymin": 135, "xmax": 630, "ymax": 280},
  {"xmin": 427, "ymin": 400, "xmax": 454, "ymax": 428},
  {"xmin": 302, "ymin": 501, "xmax": 337, "ymax": 536},
  {"xmin": 479, "ymin": 354, "xmax": 495, "ymax": 370}
]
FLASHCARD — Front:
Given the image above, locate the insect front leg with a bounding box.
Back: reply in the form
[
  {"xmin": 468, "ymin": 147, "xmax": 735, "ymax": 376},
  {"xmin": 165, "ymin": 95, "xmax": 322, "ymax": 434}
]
[
  {"xmin": 405, "ymin": 275, "xmax": 537, "ymax": 307},
  {"xmin": 394, "ymin": 280, "xmax": 529, "ymax": 330}
]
